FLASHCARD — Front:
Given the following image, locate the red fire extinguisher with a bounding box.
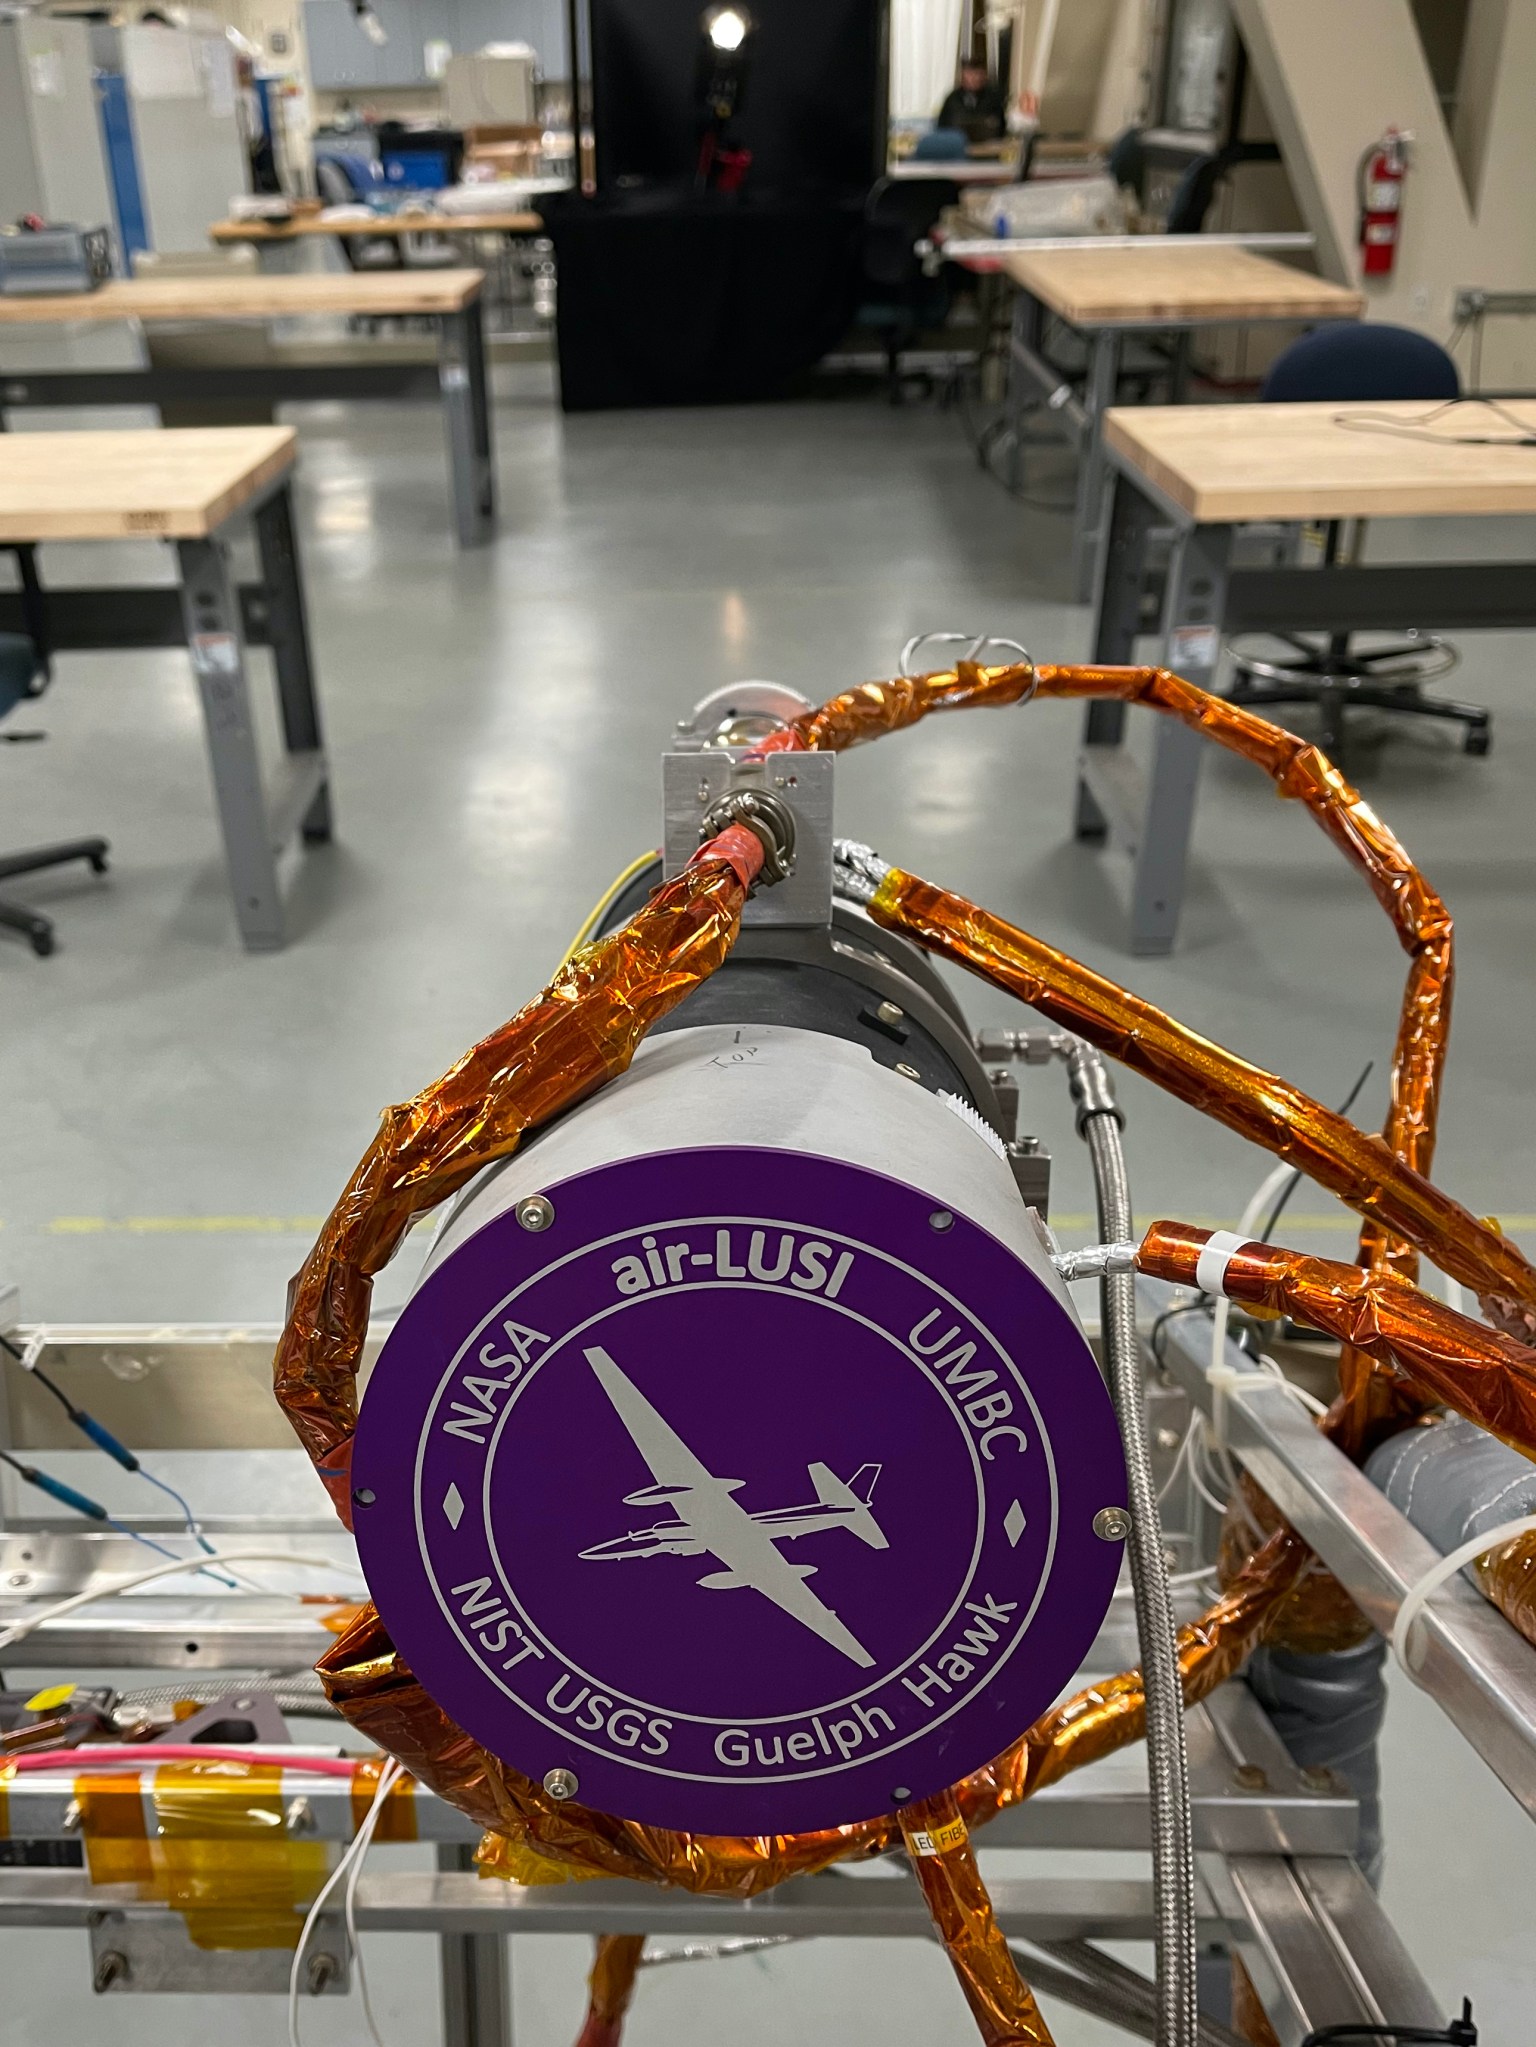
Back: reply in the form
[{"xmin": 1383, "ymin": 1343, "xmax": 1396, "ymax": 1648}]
[{"xmin": 1357, "ymin": 128, "xmax": 1410, "ymax": 278}]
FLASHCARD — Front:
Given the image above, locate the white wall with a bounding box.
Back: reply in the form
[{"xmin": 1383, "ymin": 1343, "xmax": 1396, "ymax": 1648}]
[{"xmin": 1234, "ymin": 0, "xmax": 1536, "ymax": 387}]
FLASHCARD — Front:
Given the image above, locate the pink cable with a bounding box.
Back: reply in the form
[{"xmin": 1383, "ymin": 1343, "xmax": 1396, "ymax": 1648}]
[{"xmin": 1, "ymin": 1745, "xmax": 371, "ymax": 1777}]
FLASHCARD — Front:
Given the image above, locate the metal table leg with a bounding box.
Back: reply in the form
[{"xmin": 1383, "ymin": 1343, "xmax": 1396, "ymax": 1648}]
[
  {"xmin": 439, "ymin": 302, "xmax": 497, "ymax": 548},
  {"xmin": 1127, "ymin": 520, "xmax": 1234, "ymax": 954},
  {"xmin": 1004, "ymin": 289, "xmax": 1045, "ymax": 491},
  {"xmin": 438, "ymin": 1844, "xmax": 512, "ymax": 2047},
  {"xmin": 254, "ymin": 480, "xmax": 332, "ymax": 844},
  {"xmin": 1074, "ymin": 472, "xmax": 1154, "ymax": 841},
  {"xmin": 176, "ymin": 534, "xmax": 287, "ymax": 951},
  {"xmin": 1071, "ymin": 329, "xmax": 1121, "ymax": 603}
]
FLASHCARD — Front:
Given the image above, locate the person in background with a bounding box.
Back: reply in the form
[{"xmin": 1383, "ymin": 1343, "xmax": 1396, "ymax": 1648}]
[{"xmin": 936, "ymin": 57, "xmax": 1008, "ymax": 145}]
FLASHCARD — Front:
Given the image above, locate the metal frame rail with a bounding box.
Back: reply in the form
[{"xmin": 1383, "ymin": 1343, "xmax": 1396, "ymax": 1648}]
[{"xmin": 0, "ymin": 1316, "xmax": 1463, "ymax": 2044}]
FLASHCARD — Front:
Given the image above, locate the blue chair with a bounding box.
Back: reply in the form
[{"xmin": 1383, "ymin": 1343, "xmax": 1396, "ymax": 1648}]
[
  {"xmin": 912, "ymin": 127, "xmax": 969, "ymax": 162},
  {"xmin": 1226, "ymin": 321, "xmax": 1490, "ymax": 756},
  {"xmin": 1, "ymin": 548, "xmax": 109, "ymax": 957}
]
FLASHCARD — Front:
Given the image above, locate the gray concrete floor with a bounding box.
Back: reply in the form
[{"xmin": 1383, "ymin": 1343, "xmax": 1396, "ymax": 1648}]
[{"xmin": 4, "ymin": 365, "xmax": 1536, "ymax": 2040}]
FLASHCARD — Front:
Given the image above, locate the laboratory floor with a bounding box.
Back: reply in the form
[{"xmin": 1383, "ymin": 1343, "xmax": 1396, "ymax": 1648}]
[{"xmin": 4, "ymin": 365, "xmax": 1536, "ymax": 2042}]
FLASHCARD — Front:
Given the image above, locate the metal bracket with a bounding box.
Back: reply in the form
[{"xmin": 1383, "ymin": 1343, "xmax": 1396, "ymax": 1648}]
[
  {"xmin": 663, "ymin": 752, "xmax": 834, "ymax": 928},
  {"xmin": 89, "ymin": 1909, "xmax": 350, "ymax": 1995}
]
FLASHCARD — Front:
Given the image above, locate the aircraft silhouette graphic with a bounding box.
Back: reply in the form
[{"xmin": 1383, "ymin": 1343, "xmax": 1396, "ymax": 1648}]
[{"xmin": 578, "ymin": 1346, "xmax": 888, "ymax": 1668}]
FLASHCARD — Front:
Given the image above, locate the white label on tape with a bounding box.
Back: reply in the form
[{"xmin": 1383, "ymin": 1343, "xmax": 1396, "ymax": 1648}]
[
  {"xmin": 1195, "ymin": 1229, "xmax": 1248, "ymax": 1297},
  {"xmin": 1168, "ymin": 624, "xmax": 1221, "ymax": 672}
]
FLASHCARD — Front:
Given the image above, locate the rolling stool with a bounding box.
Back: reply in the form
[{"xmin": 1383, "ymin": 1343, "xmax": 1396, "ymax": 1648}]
[
  {"xmin": 1226, "ymin": 322, "xmax": 1492, "ymax": 757},
  {"xmin": 1, "ymin": 551, "xmax": 109, "ymax": 957}
]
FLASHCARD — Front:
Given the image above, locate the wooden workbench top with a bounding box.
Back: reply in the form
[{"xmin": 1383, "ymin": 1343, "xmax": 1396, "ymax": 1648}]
[
  {"xmin": 0, "ymin": 426, "xmax": 296, "ymax": 540},
  {"xmin": 0, "ymin": 268, "xmax": 484, "ymax": 324},
  {"xmin": 1002, "ymin": 243, "xmax": 1363, "ymax": 327},
  {"xmin": 1103, "ymin": 398, "xmax": 1536, "ymax": 522},
  {"xmin": 210, "ymin": 211, "xmax": 542, "ymax": 241}
]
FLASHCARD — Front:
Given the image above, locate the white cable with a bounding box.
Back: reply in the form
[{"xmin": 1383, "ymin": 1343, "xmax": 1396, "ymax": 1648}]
[
  {"xmin": 0, "ymin": 1550, "xmax": 363, "ymax": 1653},
  {"xmin": 289, "ymin": 1757, "xmax": 403, "ymax": 2047},
  {"xmin": 1208, "ymin": 1161, "xmax": 1294, "ymax": 1400},
  {"xmin": 1391, "ymin": 1513, "xmax": 1536, "ymax": 1677},
  {"xmin": 346, "ymin": 1760, "xmax": 404, "ymax": 2047}
]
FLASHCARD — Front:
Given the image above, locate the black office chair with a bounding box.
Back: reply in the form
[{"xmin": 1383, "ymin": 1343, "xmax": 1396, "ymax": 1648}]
[
  {"xmin": 0, "ymin": 548, "xmax": 109, "ymax": 957},
  {"xmin": 1225, "ymin": 321, "xmax": 1491, "ymax": 757},
  {"xmin": 858, "ymin": 176, "xmax": 960, "ymax": 401},
  {"xmin": 1164, "ymin": 140, "xmax": 1281, "ymax": 234}
]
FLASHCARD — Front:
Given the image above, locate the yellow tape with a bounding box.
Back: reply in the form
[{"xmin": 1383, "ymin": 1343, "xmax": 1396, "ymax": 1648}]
[
  {"xmin": 905, "ymin": 1815, "xmax": 968, "ymax": 1858},
  {"xmin": 78, "ymin": 1761, "xmax": 333, "ymax": 1951},
  {"xmin": 23, "ymin": 1684, "xmax": 76, "ymax": 1713}
]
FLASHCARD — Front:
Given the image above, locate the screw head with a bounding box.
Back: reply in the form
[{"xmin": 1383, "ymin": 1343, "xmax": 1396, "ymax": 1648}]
[
  {"xmin": 1299, "ymin": 1765, "xmax": 1334, "ymax": 1794},
  {"xmin": 8, "ymin": 1572, "xmax": 31, "ymax": 1588},
  {"xmin": 307, "ymin": 1952, "xmax": 338, "ymax": 1994},
  {"xmin": 353, "ymin": 1487, "xmax": 377, "ymax": 1508},
  {"xmin": 516, "ymin": 1195, "xmax": 555, "ymax": 1233},
  {"xmin": 543, "ymin": 1767, "xmax": 579, "ymax": 1801},
  {"xmin": 1232, "ymin": 1763, "xmax": 1269, "ymax": 1793},
  {"xmin": 1093, "ymin": 1506, "xmax": 1132, "ymax": 1542},
  {"xmin": 892, "ymin": 1785, "xmax": 912, "ymax": 1803},
  {"xmin": 929, "ymin": 1210, "xmax": 954, "ymax": 1233},
  {"xmin": 93, "ymin": 1950, "xmax": 129, "ymax": 1994},
  {"xmin": 875, "ymin": 1000, "xmax": 905, "ymax": 1028},
  {"xmin": 894, "ymin": 1062, "xmax": 921, "ymax": 1081}
]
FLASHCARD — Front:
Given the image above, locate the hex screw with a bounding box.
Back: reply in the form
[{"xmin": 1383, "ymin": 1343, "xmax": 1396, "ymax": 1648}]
[
  {"xmin": 875, "ymin": 1000, "xmax": 905, "ymax": 1029},
  {"xmin": 543, "ymin": 1767, "xmax": 579, "ymax": 1801},
  {"xmin": 93, "ymin": 1950, "xmax": 129, "ymax": 1993},
  {"xmin": 1093, "ymin": 1507, "xmax": 1132, "ymax": 1542},
  {"xmin": 929, "ymin": 1210, "xmax": 954, "ymax": 1233},
  {"xmin": 516, "ymin": 1195, "xmax": 555, "ymax": 1233},
  {"xmin": 307, "ymin": 1952, "xmax": 338, "ymax": 1994}
]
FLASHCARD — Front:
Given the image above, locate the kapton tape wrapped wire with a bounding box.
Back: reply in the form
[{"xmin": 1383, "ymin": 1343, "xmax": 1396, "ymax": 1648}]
[
  {"xmin": 1137, "ymin": 1222, "xmax": 1536, "ymax": 1464},
  {"xmin": 1217, "ymin": 1473, "xmax": 1372, "ymax": 1655},
  {"xmin": 273, "ymin": 832, "xmax": 763, "ymax": 1524},
  {"xmin": 757, "ymin": 656, "xmax": 1467, "ymax": 1448},
  {"xmin": 1475, "ymin": 1532, "xmax": 1536, "ymax": 1650},
  {"xmin": 575, "ymin": 1935, "xmax": 647, "ymax": 2047},
  {"xmin": 314, "ymin": 1529, "xmax": 1305, "ymax": 1895},
  {"xmin": 899, "ymin": 1789, "xmax": 1057, "ymax": 2046},
  {"xmin": 865, "ymin": 867, "xmax": 1535, "ymax": 1313}
]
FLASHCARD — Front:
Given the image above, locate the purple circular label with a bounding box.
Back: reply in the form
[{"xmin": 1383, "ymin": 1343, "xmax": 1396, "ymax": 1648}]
[{"xmin": 352, "ymin": 1147, "xmax": 1126, "ymax": 1834}]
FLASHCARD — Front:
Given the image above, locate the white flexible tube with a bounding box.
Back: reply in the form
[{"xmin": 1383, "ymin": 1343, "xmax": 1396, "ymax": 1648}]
[
  {"xmin": 0, "ymin": 1550, "xmax": 361, "ymax": 1653},
  {"xmin": 1391, "ymin": 1513, "xmax": 1536, "ymax": 1677}
]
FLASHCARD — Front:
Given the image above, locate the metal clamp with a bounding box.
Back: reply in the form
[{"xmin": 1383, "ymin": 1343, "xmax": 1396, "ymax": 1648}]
[{"xmin": 700, "ymin": 787, "xmax": 797, "ymax": 888}]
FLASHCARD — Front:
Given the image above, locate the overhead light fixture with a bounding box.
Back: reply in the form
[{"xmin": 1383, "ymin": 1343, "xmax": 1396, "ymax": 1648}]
[
  {"xmin": 703, "ymin": 5, "xmax": 750, "ymax": 53},
  {"xmin": 351, "ymin": 0, "xmax": 387, "ymax": 44}
]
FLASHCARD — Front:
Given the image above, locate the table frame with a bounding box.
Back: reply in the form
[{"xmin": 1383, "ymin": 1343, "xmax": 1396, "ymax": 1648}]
[
  {"xmin": 0, "ymin": 471, "xmax": 329, "ymax": 952},
  {"xmin": 0, "ymin": 298, "xmax": 495, "ymax": 549},
  {"xmin": 1078, "ymin": 453, "xmax": 1536, "ymax": 953}
]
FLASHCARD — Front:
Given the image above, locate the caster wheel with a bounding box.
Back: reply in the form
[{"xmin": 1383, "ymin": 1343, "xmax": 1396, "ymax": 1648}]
[{"xmin": 1464, "ymin": 727, "xmax": 1491, "ymax": 757}]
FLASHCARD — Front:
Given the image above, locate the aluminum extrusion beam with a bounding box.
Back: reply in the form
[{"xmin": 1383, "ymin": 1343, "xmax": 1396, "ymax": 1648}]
[{"xmin": 1144, "ymin": 1278, "xmax": 1536, "ymax": 1820}]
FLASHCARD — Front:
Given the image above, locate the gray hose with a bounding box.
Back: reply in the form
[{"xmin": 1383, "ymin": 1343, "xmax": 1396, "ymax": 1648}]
[{"xmin": 1069, "ymin": 1041, "xmax": 1199, "ymax": 2047}]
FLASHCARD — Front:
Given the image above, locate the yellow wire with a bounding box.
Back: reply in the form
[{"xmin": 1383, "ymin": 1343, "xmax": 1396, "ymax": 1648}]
[{"xmin": 558, "ymin": 849, "xmax": 661, "ymax": 968}]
